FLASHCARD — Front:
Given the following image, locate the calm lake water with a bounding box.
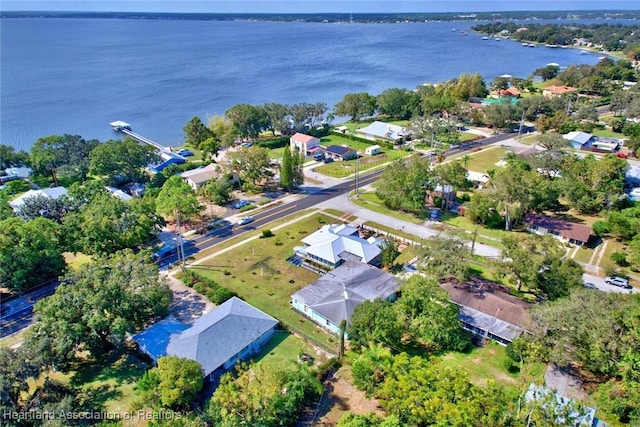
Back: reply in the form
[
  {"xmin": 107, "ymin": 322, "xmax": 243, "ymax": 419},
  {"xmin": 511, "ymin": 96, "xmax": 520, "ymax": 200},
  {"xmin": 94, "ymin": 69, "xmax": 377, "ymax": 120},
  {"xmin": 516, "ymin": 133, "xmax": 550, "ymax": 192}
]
[{"xmin": 1, "ymin": 18, "xmax": 605, "ymax": 151}]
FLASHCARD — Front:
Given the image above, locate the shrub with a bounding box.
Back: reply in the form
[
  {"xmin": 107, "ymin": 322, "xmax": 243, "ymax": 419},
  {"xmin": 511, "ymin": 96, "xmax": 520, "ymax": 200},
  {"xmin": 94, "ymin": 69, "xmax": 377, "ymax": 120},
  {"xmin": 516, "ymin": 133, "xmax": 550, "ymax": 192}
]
[
  {"xmin": 592, "ymin": 220, "xmax": 610, "ymax": 236},
  {"xmin": 239, "ymin": 204, "xmax": 256, "ymax": 212},
  {"xmin": 611, "ymin": 251, "xmax": 629, "ymax": 267},
  {"xmin": 258, "ymin": 136, "xmax": 289, "ymax": 150},
  {"xmin": 261, "ymin": 229, "xmax": 274, "ymax": 238},
  {"xmin": 181, "ymin": 269, "xmax": 237, "ymax": 304},
  {"xmin": 314, "ymin": 357, "xmax": 341, "ymax": 382}
]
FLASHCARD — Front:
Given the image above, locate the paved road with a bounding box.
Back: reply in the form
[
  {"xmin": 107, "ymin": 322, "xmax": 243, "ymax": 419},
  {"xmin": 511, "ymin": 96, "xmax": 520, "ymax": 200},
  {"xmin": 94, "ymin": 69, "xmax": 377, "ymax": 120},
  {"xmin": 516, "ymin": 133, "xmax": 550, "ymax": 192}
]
[{"xmin": 582, "ymin": 273, "xmax": 638, "ymax": 294}]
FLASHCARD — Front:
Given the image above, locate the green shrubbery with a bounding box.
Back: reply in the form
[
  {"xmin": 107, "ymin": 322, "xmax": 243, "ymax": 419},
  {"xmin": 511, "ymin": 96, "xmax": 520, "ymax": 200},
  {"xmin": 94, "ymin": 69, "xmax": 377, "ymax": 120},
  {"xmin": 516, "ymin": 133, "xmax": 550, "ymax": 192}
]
[{"xmin": 180, "ymin": 269, "xmax": 237, "ymax": 305}]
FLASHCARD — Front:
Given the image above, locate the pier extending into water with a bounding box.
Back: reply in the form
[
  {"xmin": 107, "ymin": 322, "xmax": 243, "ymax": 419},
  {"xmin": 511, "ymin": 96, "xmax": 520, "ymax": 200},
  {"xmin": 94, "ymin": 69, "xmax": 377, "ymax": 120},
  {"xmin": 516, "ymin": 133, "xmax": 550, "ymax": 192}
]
[{"xmin": 110, "ymin": 120, "xmax": 167, "ymax": 151}]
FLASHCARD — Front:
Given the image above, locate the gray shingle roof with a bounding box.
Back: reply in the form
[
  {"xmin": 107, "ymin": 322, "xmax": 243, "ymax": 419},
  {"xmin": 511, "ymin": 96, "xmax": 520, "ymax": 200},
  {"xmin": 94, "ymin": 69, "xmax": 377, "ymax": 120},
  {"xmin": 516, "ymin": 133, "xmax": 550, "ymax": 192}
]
[
  {"xmin": 166, "ymin": 297, "xmax": 278, "ymax": 377},
  {"xmin": 292, "ymin": 261, "xmax": 400, "ymax": 325}
]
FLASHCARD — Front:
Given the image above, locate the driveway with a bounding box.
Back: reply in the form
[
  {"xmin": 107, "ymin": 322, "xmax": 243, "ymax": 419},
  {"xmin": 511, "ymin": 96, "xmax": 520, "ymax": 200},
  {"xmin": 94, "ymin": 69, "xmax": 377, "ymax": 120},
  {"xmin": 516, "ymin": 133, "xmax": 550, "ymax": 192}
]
[{"xmin": 582, "ymin": 273, "xmax": 638, "ymax": 294}]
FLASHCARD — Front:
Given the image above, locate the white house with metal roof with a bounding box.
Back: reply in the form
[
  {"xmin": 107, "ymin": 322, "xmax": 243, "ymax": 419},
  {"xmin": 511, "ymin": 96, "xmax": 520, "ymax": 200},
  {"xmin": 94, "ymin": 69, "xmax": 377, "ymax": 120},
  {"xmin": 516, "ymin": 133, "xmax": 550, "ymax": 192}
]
[
  {"xmin": 133, "ymin": 297, "xmax": 278, "ymax": 380},
  {"xmin": 294, "ymin": 224, "xmax": 383, "ymax": 271},
  {"xmin": 357, "ymin": 121, "xmax": 407, "ymax": 142},
  {"xmin": 179, "ymin": 163, "xmax": 239, "ymax": 191},
  {"xmin": 8, "ymin": 186, "xmax": 68, "ymax": 212},
  {"xmin": 291, "ymin": 261, "xmax": 401, "ymax": 335},
  {"xmin": 563, "ymin": 131, "xmax": 594, "ymax": 150}
]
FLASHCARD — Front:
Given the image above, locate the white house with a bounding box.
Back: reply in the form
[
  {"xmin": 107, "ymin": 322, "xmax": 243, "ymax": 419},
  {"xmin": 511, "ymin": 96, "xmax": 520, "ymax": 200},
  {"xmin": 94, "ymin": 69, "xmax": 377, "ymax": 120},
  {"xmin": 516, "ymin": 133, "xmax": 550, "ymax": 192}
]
[
  {"xmin": 179, "ymin": 163, "xmax": 240, "ymax": 191},
  {"xmin": 466, "ymin": 171, "xmax": 490, "ymax": 188},
  {"xmin": 291, "ymin": 261, "xmax": 400, "ymax": 335},
  {"xmin": 294, "ymin": 224, "xmax": 383, "ymax": 271},
  {"xmin": 563, "ymin": 131, "xmax": 594, "ymax": 150},
  {"xmin": 364, "ymin": 145, "xmax": 381, "ymax": 156},
  {"xmin": 290, "ymin": 132, "xmax": 321, "ymax": 156},
  {"xmin": 8, "ymin": 186, "xmax": 68, "ymax": 212},
  {"xmin": 357, "ymin": 121, "xmax": 407, "ymax": 142}
]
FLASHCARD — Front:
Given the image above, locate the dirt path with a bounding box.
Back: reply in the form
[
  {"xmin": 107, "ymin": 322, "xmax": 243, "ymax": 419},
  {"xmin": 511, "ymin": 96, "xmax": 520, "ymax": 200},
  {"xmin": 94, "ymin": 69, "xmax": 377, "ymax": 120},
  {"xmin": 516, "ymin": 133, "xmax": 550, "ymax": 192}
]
[{"xmin": 163, "ymin": 273, "xmax": 214, "ymax": 324}]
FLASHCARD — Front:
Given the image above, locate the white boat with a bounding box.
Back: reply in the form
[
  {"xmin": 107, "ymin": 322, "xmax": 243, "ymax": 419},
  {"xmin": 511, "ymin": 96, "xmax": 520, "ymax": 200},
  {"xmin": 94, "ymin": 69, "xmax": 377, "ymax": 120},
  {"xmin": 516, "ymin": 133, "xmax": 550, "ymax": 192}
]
[
  {"xmin": 482, "ymin": 36, "xmax": 489, "ymax": 40},
  {"xmin": 580, "ymin": 50, "xmax": 589, "ymax": 55}
]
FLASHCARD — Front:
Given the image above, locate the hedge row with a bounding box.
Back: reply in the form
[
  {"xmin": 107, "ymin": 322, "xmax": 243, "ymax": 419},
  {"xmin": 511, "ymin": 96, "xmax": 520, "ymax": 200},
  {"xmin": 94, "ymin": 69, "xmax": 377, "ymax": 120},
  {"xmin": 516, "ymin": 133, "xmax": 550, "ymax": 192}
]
[
  {"xmin": 258, "ymin": 136, "xmax": 289, "ymax": 149},
  {"xmin": 180, "ymin": 268, "xmax": 237, "ymax": 305}
]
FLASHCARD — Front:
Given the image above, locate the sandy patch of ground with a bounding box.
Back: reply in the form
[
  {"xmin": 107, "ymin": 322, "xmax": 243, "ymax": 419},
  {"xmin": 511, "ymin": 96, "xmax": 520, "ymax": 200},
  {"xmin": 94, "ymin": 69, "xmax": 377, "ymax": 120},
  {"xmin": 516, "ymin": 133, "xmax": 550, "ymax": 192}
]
[
  {"xmin": 298, "ymin": 366, "xmax": 382, "ymax": 426},
  {"xmin": 164, "ymin": 273, "xmax": 214, "ymax": 324}
]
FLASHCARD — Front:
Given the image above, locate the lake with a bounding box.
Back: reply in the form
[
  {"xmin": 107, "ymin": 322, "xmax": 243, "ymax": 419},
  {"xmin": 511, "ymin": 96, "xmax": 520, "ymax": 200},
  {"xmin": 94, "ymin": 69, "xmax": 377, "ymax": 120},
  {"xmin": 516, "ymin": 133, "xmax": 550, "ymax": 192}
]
[{"xmin": 1, "ymin": 17, "xmax": 605, "ymax": 151}]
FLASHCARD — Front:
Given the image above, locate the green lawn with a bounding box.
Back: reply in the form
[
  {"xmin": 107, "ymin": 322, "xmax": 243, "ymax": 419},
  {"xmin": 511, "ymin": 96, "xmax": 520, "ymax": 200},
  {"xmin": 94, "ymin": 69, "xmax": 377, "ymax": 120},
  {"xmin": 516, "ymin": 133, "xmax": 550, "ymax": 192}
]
[
  {"xmin": 253, "ymin": 331, "xmax": 319, "ymax": 371},
  {"xmin": 591, "ymin": 129, "xmax": 625, "ymax": 139},
  {"xmin": 441, "ymin": 211, "xmax": 514, "ymax": 242},
  {"xmin": 449, "ymin": 146, "xmax": 507, "ymax": 173},
  {"xmin": 351, "ymin": 192, "xmax": 425, "ymax": 224},
  {"xmin": 438, "ymin": 342, "xmax": 545, "ymax": 391},
  {"xmin": 191, "ymin": 213, "xmax": 340, "ymax": 353}
]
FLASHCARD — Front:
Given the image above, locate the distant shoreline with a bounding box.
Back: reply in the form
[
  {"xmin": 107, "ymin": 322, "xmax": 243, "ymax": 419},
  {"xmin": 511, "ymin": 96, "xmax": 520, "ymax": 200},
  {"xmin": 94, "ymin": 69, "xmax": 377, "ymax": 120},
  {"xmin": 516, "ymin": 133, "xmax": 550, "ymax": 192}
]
[{"xmin": 2, "ymin": 10, "xmax": 640, "ymax": 23}]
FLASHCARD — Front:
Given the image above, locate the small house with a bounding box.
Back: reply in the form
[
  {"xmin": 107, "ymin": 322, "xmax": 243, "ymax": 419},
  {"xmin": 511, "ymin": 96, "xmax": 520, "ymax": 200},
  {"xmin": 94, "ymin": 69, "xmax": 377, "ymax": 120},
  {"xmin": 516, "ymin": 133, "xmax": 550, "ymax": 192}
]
[
  {"xmin": 291, "ymin": 261, "xmax": 401, "ymax": 335},
  {"xmin": 180, "ymin": 163, "xmax": 240, "ymax": 191},
  {"xmin": 8, "ymin": 186, "xmax": 68, "ymax": 212},
  {"xmin": 465, "ymin": 171, "xmax": 490, "ymax": 189},
  {"xmin": 325, "ymin": 145, "xmax": 358, "ymax": 161},
  {"xmin": 364, "ymin": 145, "xmax": 381, "ymax": 156},
  {"xmin": 290, "ymin": 132, "xmax": 321, "ymax": 156},
  {"xmin": 428, "ymin": 183, "xmax": 456, "ymax": 208},
  {"xmin": 524, "ymin": 213, "xmax": 592, "ymax": 246},
  {"xmin": 563, "ymin": 131, "xmax": 594, "ymax": 150},
  {"xmin": 133, "ymin": 297, "xmax": 278, "ymax": 380},
  {"xmin": 542, "ymin": 85, "xmax": 578, "ymax": 98},
  {"xmin": 440, "ymin": 280, "xmax": 531, "ymax": 345}
]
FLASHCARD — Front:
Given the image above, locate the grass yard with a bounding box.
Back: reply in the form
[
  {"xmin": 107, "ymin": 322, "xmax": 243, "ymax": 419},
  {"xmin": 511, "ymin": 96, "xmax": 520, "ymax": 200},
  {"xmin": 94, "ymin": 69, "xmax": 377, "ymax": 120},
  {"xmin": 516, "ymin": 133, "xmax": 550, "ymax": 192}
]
[
  {"xmin": 450, "ymin": 146, "xmax": 507, "ymax": 173},
  {"xmin": 43, "ymin": 348, "xmax": 148, "ymax": 416},
  {"xmin": 441, "ymin": 211, "xmax": 514, "ymax": 242},
  {"xmin": 314, "ymin": 151, "xmax": 407, "ymax": 179},
  {"xmin": 253, "ymin": 331, "xmax": 319, "ymax": 371},
  {"xmin": 591, "ymin": 129, "xmax": 625, "ymax": 139},
  {"xmin": 573, "ymin": 245, "xmax": 596, "ymax": 265},
  {"xmin": 191, "ymin": 213, "xmax": 339, "ymax": 353},
  {"xmin": 438, "ymin": 342, "xmax": 545, "ymax": 391},
  {"xmin": 351, "ymin": 192, "xmax": 425, "ymax": 224}
]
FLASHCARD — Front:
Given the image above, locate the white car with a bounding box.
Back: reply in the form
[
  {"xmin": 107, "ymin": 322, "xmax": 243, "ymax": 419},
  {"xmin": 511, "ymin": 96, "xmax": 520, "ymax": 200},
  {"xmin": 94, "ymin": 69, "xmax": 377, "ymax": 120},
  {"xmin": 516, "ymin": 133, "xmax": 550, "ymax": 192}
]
[
  {"xmin": 605, "ymin": 276, "xmax": 631, "ymax": 289},
  {"xmin": 237, "ymin": 216, "xmax": 254, "ymax": 225}
]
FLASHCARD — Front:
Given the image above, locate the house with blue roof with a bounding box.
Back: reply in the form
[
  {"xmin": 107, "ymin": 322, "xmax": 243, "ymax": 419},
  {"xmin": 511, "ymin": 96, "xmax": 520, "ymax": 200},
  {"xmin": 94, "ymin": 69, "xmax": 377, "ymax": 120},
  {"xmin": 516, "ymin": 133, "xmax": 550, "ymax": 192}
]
[
  {"xmin": 133, "ymin": 297, "xmax": 278, "ymax": 379},
  {"xmin": 325, "ymin": 145, "xmax": 358, "ymax": 161}
]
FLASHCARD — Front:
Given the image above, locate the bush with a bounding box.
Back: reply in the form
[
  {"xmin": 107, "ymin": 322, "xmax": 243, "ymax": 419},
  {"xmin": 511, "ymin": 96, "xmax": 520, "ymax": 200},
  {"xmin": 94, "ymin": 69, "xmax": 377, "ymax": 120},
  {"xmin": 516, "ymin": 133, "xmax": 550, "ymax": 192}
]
[
  {"xmin": 181, "ymin": 269, "xmax": 237, "ymax": 305},
  {"xmin": 314, "ymin": 357, "xmax": 341, "ymax": 382},
  {"xmin": 611, "ymin": 251, "xmax": 629, "ymax": 267},
  {"xmin": 261, "ymin": 229, "xmax": 274, "ymax": 238},
  {"xmin": 239, "ymin": 204, "xmax": 256, "ymax": 212},
  {"xmin": 592, "ymin": 220, "xmax": 610, "ymax": 236},
  {"xmin": 258, "ymin": 136, "xmax": 289, "ymax": 150}
]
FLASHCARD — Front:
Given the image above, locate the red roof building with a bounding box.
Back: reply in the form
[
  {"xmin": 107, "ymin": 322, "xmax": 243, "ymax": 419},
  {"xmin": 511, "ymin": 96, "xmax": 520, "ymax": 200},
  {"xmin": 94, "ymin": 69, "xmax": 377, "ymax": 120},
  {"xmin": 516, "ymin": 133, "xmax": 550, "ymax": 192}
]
[{"xmin": 524, "ymin": 213, "xmax": 592, "ymax": 246}]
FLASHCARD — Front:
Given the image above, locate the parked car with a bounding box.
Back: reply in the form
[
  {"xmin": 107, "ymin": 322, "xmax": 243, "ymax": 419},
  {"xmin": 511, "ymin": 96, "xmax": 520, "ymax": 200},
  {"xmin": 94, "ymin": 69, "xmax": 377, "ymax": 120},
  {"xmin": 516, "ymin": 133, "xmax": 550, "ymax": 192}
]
[
  {"xmin": 240, "ymin": 142, "xmax": 252, "ymax": 148},
  {"xmin": 152, "ymin": 243, "xmax": 177, "ymax": 261},
  {"xmin": 233, "ymin": 199, "xmax": 251, "ymax": 209},
  {"xmin": 323, "ymin": 157, "xmax": 334, "ymax": 164},
  {"xmin": 177, "ymin": 149, "xmax": 194, "ymax": 157},
  {"xmin": 237, "ymin": 216, "xmax": 254, "ymax": 225},
  {"xmin": 605, "ymin": 276, "xmax": 632, "ymax": 289},
  {"xmin": 583, "ymin": 282, "xmax": 598, "ymax": 290}
]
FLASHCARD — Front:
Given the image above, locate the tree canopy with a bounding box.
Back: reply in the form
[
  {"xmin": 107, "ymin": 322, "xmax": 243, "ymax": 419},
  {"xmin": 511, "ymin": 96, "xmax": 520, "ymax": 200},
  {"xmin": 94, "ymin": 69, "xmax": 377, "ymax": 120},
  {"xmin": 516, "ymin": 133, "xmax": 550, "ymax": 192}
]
[
  {"xmin": 30, "ymin": 134, "xmax": 99, "ymax": 183},
  {"xmin": 0, "ymin": 217, "xmax": 66, "ymax": 292},
  {"xmin": 28, "ymin": 250, "xmax": 171, "ymax": 367},
  {"xmin": 333, "ymin": 92, "xmax": 377, "ymax": 124},
  {"xmin": 89, "ymin": 138, "xmax": 158, "ymax": 185},
  {"xmin": 137, "ymin": 356, "xmax": 203, "ymax": 409}
]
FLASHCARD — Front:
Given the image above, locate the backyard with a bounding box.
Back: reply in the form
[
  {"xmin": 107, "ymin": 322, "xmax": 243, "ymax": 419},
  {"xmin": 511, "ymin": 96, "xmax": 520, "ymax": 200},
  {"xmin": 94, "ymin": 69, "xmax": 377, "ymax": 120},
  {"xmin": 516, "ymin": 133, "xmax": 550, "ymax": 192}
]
[
  {"xmin": 449, "ymin": 146, "xmax": 508, "ymax": 173},
  {"xmin": 190, "ymin": 212, "xmax": 341, "ymax": 353}
]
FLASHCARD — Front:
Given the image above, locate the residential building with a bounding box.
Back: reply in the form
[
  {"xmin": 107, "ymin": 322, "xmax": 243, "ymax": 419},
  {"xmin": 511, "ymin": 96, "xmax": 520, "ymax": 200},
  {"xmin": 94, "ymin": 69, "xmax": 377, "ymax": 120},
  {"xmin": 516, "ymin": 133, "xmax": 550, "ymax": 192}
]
[
  {"xmin": 357, "ymin": 121, "xmax": 407, "ymax": 142},
  {"xmin": 465, "ymin": 171, "xmax": 491, "ymax": 188},
  {"xmin": 325, "ymin": 145, "xmax": 358, "ymax": 161},
  {"xmin": 294, "ymin": 223, "xmax": 383, "ymax": 271},
  {"xmin": 8, "ymin": 186, "xmax": 68, "ymax": 212},
  {"xmin": 179, "ymin": 163, "xmax": 240, "ymax": 191},
  {"xmin": 525, "ymin": 213, "xmax": 592, "ymax": 246},
  {"xmin": 291, "ymin": 261, "xmax": 401, "ymax": 335},
  {"xmin": 290, "ymin": 132, "xmax": 321, "ymax": 156},
  {"xmin": 542, "ymin": 85, "xmax": 578, "ymax": 98},
  {"xmin": 133, "ymin": 297, "xmax": 278, "ymax": 379},
  {"xmin": 563, "ymin": 131, "xmax": 594, "ymax": 150},
  {"xmin": 149, "ymin": 150, "xmax": 186, "ymax": 173},
  {"xmin": 440, "ymin": 280, "xmax": 531, "ymax": 345},
  {"xmin": 105, "ymin": 186, "xmax": 133, "ymax": 201}
]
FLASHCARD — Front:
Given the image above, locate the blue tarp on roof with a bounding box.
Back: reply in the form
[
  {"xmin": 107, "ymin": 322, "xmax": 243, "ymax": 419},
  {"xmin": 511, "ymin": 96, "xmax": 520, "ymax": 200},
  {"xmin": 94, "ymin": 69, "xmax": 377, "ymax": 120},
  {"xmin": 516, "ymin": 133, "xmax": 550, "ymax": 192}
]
[{"xmin": 132, "ymin": 317, "xmax": 188, "ymax": 362}]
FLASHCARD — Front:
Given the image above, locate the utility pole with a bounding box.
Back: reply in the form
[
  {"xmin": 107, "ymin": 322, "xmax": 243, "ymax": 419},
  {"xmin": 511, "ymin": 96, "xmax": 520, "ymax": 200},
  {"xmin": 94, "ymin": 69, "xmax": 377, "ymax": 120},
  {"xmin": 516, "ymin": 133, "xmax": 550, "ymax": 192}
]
[
  {"xmin": 354, "ymin": 153, "xmax": 359, "ymax": 195},
  {"xmin": 176, "ymin": 215, "xmax": 185, "ymax": 268}
]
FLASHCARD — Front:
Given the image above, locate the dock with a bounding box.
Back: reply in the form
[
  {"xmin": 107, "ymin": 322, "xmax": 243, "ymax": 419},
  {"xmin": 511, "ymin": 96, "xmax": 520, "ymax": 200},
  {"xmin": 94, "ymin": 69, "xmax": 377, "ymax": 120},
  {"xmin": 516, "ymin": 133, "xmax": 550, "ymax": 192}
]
[
  {"xmin": 110, "ymin": 121, "xmax": 186, "ymax": 172},
  {"xmin": 110, "ymin": 120, "xmax": 167, "ymax": 151}
]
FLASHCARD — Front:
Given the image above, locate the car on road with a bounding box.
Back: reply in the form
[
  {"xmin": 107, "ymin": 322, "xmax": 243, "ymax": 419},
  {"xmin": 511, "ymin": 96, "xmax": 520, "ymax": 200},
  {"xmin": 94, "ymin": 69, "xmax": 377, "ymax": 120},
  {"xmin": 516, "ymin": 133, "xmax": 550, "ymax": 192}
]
[
  {"xmin": 237, "ymin": 216, "xmax": 254, "ymax": 225},
  {"xmin": 177, "ymin": 149, "xmax": 194, "ymax": 157},
  {"xmin": 152, "ymin": 243, "xmax": 177, "ymax": 261},
  {"xmin": 605, "ymin": 276, "xmax": 631, "ymax": 289},
  {"xmin": 233, "ymin": 199, "xmax": 252, "ymax": 209},
  {"xmin": 583, "ymin": 282, "xmax": 598, "ymax": 290}
]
